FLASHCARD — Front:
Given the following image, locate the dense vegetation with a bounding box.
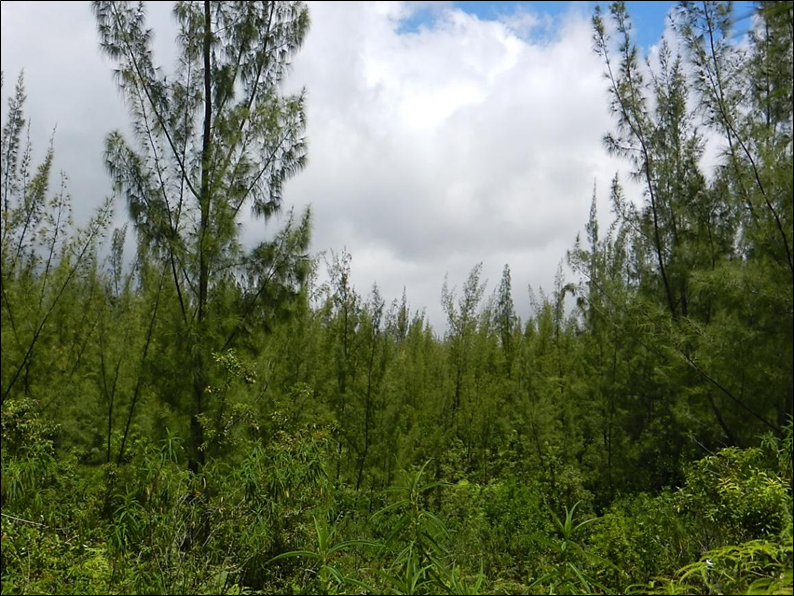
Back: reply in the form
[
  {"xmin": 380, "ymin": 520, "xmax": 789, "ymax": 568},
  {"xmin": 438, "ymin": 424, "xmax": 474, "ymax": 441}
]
[{"xmin": 1, "ymin": 1, "xmax": 792, "ymax": 594}]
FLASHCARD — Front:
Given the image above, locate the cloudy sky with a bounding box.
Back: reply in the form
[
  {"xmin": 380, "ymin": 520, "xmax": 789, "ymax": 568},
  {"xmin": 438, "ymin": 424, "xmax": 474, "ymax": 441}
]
[{"xmin": 1, "ymin": 1, "xmax": 686, "ymax": 327}]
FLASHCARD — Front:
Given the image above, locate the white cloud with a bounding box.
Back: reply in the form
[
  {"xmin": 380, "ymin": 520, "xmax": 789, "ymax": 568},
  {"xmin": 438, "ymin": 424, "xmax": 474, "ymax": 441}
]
[
  {"xmin": 2, "ymin": 1, "xmax": 633, "ymax": 328},
  {"xmin": 285, "ymin": 1, "xmax": 624, "ymax": 325}
]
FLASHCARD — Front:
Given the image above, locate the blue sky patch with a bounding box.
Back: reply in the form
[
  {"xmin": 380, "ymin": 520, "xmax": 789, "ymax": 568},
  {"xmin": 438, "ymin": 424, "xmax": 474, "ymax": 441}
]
[{"xmin": 399, "ymin": 1, "xmax": 756, "ymax": 51}]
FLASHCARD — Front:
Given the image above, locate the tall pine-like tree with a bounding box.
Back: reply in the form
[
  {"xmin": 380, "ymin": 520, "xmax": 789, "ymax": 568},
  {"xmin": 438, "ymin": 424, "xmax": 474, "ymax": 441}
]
[{"xmin": 93, "ymin": 1, "xmax": 312, "ymax": 468}]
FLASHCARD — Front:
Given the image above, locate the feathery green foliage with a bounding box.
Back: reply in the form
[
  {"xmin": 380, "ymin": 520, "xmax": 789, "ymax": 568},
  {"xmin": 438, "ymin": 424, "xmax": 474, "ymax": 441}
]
[{"xmin": 1, "ymin": 1, "xmax": 792, "ymax": 594}]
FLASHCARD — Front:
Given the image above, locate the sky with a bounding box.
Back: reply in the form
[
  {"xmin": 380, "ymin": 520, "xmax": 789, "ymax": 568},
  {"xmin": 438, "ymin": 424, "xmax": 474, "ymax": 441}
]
[{"xmin": 0, "ymin": 1, "xmax": 738, "ymax": 327}]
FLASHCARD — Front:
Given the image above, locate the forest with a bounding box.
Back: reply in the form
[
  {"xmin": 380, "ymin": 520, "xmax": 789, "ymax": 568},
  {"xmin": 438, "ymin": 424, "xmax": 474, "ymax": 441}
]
[{"xmin": 0, "ymin": 1, "xmax": 792, "ymax": 594}]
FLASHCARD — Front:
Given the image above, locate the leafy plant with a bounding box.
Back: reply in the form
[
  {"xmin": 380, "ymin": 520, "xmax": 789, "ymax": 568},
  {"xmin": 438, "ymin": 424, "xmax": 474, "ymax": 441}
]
[
  {"xmin": 268, "ymin": 516, "xmax": 374, "ymax": 595},
  {"xmin": 530, "ymin": 502, "xmax": 619, "ymax": 595},
  {"xmin": 632, "ymin": 539, "xmax": 794, "ymax": 595}
]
